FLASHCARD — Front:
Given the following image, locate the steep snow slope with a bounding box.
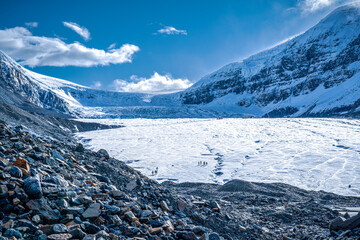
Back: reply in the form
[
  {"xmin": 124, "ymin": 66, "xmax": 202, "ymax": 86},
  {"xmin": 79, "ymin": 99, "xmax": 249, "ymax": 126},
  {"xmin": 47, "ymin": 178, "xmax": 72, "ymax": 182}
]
[
  {"xmin": 0, "ymin": 50, "xmax": 160, "ymax": 116},
  {"xmin": 0, "ymin": 51, "xmax": 242, "ymax": 118},
  {"xmin": 180, "ymin": 3, "xmax": 360, "ymax": 117}
]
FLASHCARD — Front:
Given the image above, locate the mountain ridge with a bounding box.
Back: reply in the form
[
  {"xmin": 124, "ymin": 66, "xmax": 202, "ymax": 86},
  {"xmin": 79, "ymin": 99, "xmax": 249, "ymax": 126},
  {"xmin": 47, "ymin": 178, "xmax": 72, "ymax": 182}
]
[{"xmin": 180, "ymin": 3, "xmax": 360, "ymax": 117}]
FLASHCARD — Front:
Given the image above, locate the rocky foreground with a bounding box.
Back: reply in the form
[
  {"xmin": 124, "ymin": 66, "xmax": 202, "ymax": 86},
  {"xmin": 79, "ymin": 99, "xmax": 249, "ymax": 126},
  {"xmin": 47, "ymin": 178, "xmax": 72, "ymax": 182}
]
[{"xmin": 0, "ymin": 120, "xmax": 360, "ymax": 240}]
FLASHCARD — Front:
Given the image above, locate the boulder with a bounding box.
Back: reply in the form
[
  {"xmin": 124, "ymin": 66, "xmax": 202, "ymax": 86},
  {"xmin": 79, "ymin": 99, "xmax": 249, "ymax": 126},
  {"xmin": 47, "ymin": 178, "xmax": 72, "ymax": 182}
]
[
  {"xmin": 82, "ymin": 203, "xmax": 101, "ymax": 219},
  {"xmin": 4, "ymin": 228, "xmax": 22, "ymax": 239},
  {"xmin": 126, "ymin": 180, "xmax": 137, "ymax": 191},
  {"xmin": 69, "ymin": 228, "xmax": 86, "ymax": 239},
  {"xmin": 97, "ymin": 149, "xmax": 109, "ymax": 159},
  {"xmin": 24, "ymin": 177, "xmax": 43, "ymax": 199},
  {"xmin": 26, "ymin": 198, "xmax": 60, "ymax": 223},
  {"xmin": 330, "ymin": 213, "xmax": 360, "ymax": 231},
  {"xmin": 51, "ymin": 224, "xmax": 69, "ymax": 234},
  {"xmin": 178, "ymin": 199, "xmax": 188, "ymax": 212},
  {"xmin": 9, "ymin": 166, "xmax": 22, "ymax": 178},
  {"xmin": 176, "ymin": 231, "xmax": 197, "ymax": 240}
]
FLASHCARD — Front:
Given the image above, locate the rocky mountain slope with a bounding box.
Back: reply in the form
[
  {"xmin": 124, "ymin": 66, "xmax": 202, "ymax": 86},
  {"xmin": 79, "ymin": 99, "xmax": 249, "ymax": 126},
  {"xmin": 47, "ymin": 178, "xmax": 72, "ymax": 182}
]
[
  {"xmin": 1, "ymin": 119, "xmax": 360, "ymax": 240},
  {"xmin": 180, "ymin": 3, "xmax": 360, "ymax": 117}
]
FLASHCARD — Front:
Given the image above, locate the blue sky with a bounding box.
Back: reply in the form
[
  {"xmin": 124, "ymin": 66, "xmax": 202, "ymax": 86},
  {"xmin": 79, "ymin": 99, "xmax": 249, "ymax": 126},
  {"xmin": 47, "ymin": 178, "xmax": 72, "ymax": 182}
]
[{"xmin": 0, "ymin": 0, "xmax": 353, "ymax": 93}]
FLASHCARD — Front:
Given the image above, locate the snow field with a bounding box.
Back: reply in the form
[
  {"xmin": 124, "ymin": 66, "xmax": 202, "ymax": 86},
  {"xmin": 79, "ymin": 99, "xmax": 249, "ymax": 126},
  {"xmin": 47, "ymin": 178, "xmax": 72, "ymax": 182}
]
[{"xmin": 77, "ymin": 118, "xmax": 360, "ymax": 196}]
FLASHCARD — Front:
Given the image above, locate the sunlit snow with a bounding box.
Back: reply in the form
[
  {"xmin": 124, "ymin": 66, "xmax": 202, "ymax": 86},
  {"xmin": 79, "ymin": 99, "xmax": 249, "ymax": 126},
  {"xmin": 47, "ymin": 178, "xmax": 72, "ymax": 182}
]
[{"xmin": 77, "ymin": 118, "xmax": 360, "ymax": 196}]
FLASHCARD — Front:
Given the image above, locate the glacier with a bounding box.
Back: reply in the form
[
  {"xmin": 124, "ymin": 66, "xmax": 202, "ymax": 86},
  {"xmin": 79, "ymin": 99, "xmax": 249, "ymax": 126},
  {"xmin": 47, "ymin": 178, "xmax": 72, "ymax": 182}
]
[{"xmin": 77, "ymin": 118, "xmax": 360, "ymax": 196}]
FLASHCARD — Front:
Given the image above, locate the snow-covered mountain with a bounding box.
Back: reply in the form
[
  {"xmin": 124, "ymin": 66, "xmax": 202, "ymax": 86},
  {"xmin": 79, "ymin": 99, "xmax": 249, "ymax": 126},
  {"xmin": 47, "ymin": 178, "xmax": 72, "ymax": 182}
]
[
  {"xmin": 180, "ymin": 3, "xmax": 360, "ymax": 117},
  {"xmin": 1, "ymin": 3, "xmax": 360, "ymax": 118},
  {"xmin": 0, "ymin": 50, "xmax": 160, "ymax": 117},
  {"xmin": 0, "ymin": 50, "xmax": 232, "ymax": 118}
]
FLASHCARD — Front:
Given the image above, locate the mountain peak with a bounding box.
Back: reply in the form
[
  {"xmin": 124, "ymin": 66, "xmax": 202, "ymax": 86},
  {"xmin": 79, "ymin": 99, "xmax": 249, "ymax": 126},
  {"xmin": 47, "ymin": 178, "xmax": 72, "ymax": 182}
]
[
  {"xmin": 317, "ymin": 2, "xmax": 360, "ymax": 27},
  {"xmin": 181, "ymin": 3, "xmax": 360, "ymax": 117}
]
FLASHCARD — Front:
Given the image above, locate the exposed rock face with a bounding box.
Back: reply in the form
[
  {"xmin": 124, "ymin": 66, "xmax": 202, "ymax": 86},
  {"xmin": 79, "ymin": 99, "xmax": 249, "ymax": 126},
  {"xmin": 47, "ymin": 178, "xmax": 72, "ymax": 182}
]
[
  {"xmin": 180, "ymin": 4, "xmax": 360, "ymax": 117},
  {"xmin": 0, "ymin": 51, "xmax": 72, "ymax": 114},
  {"xmin": 0, "ymin": 50, "xmax": 150, "ymax": 118}
]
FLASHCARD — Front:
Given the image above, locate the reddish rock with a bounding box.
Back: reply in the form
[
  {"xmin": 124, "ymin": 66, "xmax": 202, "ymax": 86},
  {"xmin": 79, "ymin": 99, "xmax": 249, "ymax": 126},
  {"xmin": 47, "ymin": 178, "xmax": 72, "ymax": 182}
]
[{"xmin": 12, "ymin": 157, "xmax": 30, "ymax": 171}]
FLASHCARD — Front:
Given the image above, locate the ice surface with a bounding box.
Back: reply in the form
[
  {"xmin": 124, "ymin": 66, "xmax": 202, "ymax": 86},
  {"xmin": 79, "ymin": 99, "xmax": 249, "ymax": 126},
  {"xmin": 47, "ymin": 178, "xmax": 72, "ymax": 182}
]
[{"xmin": 77, "ymin": 118, "xmax": 360, "ymax": 196}]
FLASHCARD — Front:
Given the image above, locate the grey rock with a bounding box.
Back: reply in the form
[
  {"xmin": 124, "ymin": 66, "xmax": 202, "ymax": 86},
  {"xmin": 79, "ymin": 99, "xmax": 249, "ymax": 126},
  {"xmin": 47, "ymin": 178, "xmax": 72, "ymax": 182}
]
[
  {"xmin": 95, "ymin": 230, "xmax": 110, "ymax": 239},
  {"xmin": 44, "ymin": 175, "xmax": 69, "ymax": 187},
  {"xmin": 51, "ymin": 224, "xmax": 69, "ymax": 234},
  {"xmin": 82, "ymin": 235, "xmax": 96, "ymax": 240},
  {"xmin": 24, "ymin": 177, "xmax": 43, "ymax": 199},
  {"xmin": 105, "ymin": 204, "xmax": 120, "ymax": 215},
  {"xmin": 208, "ymin": 232, "xmax": 221, "ymax": 240},
  {"xmin": 126, "ymin": 180, "xmax": 137, "ymax": 191},
  {"xmin": 9, "ymin": 166, "xmax": 22, "ymax": 178},
  {"xmin": 17, "ymin": 219, "xmax": 39, "ymax": 232},
  {"xmin": 82, "ymin": 203, "xmax": 101, "ymax": 219},
  {"xmin": 66, "ymin": 206, "xmax": 85, "ymax": 215},
  {"xmin": 69, "ymin": 228, "xmax": 86, "ymax": 239},
  {"xmin": 82, "ymin": 222, "xmax": 101, "ymax": 234},
  {"xmin": 192, "ymin": 226, "xmax": 207, "ymax": 235},
  {"xmin": 52, "ymin": 150, "xmax": 65, "ymax": 161},
  {"xmin": 24, "ymin": 176, "xmax": 43, "ymax": 199},
  {"xmin": 94, "ymin": 174, "xmax": 111, "ymax": 184},
  {"xmin": 56, "ymin": 198, "xmax": 69, "ymax": 210},
  {"xmin": 330, "ymin": 213, "xmax": 360, "ymax": 231},
  {"xmin": 4, "ymin": 228, "xmax": 22, "ymax": 239},
  {"xmin": 32, "ymin": 215, "xmax": 41, "ymax": 224},
  {"xmin": 209, "ymin": 200, "xmax": 221, "ymax": 211},
  {"xmin": 160, "ymin": 200, "xmax": 171, "ymax": 212},
  {"xmin": 0, "ymin": 184, "xmax": 8, "ymax": 194},
  {"xmin": 26, "ymin": 198, "xmax": 60, "ymax": 223},
  {"xmin": 110, "ymin": 190, "xmax": 125, "ymax": 199},
  {"xmin": 78, "ymin": 195, "xmax": 93, "ymax": 205},
  {"xmin": 176, "ymin": 231, "xmax": 197, "ymax": 240},
  {"xmin": 33, "ymin": 234, "xmax": 48, "ymax": 240},
  {"xmin": 97, "ymin": 149, "xmax": 109, "ymax": 159}
]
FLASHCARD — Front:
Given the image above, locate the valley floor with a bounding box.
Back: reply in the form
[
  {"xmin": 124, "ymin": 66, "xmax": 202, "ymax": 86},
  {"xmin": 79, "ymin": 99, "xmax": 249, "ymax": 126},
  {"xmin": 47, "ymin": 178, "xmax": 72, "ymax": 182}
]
[{"xmin": 77, "ymin": 118, "xmax": 360, "ymax": 196}]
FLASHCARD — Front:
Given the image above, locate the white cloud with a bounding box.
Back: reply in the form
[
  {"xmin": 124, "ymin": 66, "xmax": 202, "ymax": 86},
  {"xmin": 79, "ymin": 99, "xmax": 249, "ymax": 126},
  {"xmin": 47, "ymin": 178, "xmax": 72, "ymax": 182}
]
[
  {"xmin": 90, "ymin": 81, "xmax": 102, "ymax": 89},
  {"xmin": 0, "ymin": 27, "xmax": 139, "ymax": 67},
  {"xmin": 113, "ymin": 72, "xmax": 192, "ymax": 94},
  {"xmin": 107, "ymin": 43, "xmax": 117, "ymax": 49},
  {"xmin": 156, "ymin": 26, "xmax": 187, "ymax": 35},
  {"xmin": 298, "ymin": 0, "xmax": 354, "ymax": 13},
  {"xmin": 63, "ymin": 22, "xmax": 90, "ymax": 41},
  {"xmin": 25, "ymin": 22, "xmax": 38, "ymax": 28},
  {"xmin": 302, "ymin": 0, "xmax": 333, "ymax": 12}
]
